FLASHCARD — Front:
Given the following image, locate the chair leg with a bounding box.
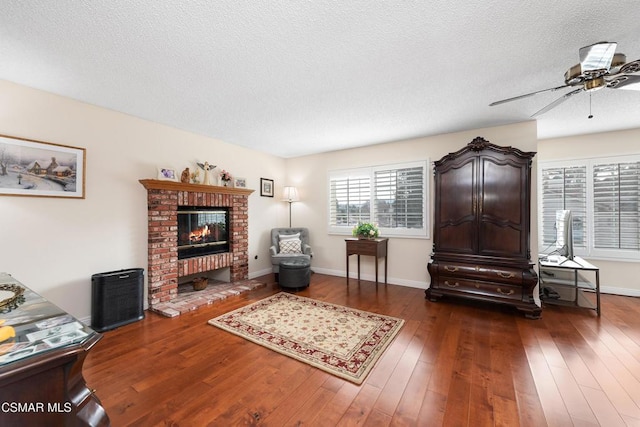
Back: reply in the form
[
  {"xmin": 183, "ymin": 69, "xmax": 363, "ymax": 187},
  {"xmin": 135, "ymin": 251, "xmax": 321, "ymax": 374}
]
[{"xmin": 274, "ymin": 273, "xmax": 279, "ymax": 283}]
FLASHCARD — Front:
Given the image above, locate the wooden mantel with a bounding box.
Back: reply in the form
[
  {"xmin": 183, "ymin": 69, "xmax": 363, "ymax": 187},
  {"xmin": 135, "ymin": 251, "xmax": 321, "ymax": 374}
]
[{"xmin": 139, "ymin": 179, "xmax": 254, "ymax": 196}]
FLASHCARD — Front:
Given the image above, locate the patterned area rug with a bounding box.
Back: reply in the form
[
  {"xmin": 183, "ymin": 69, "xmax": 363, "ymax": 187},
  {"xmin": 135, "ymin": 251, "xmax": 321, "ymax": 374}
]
[{"xmin": 208, "ymin": 293, "xmax": 404, "ymax": 384}]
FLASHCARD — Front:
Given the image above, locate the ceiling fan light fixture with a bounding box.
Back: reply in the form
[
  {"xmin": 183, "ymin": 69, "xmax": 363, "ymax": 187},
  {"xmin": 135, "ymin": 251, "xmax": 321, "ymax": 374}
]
[{"xmin": 585, "ymin": 76, "xmax": 605, "ymax": 92}]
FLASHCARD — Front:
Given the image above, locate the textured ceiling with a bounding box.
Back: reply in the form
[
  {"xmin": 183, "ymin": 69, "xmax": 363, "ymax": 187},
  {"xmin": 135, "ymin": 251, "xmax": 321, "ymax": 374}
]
[{"xmin": 1, "ymin": 1, "xmax": 639, "ymax": 158}]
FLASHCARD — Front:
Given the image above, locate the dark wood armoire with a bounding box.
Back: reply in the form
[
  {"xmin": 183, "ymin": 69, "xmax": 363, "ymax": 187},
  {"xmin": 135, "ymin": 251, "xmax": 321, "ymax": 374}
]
[{"xmin": 426, "ymin": 137, "xmax": 540, "ymax": 319}]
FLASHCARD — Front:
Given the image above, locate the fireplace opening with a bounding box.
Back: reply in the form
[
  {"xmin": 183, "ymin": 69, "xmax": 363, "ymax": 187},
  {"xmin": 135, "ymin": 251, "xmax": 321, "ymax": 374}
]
[{"xmin": 177, "ymin": 206, "xmax": 230, "ymax": 259}]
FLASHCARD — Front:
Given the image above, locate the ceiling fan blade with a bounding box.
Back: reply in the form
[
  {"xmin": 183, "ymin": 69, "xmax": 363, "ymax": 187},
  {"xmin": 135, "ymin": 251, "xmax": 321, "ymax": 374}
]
[
  {"xmin": 489, "ymin": 84, "xmax": 570, "ymax": 106},
  {"xmin": 608, "ymin": 74, "xmax": 640, "ymax": 91},
  {"xmin": 531, "ymin": 88, "xmax": 583, "ymax": 117},
  {"xmin": 620, "ymin": 59, "xmax": 640, "ymax": 75},
  {"xmin": 580, "ymin": 42, "xmax": 617, "ymax": 72}
]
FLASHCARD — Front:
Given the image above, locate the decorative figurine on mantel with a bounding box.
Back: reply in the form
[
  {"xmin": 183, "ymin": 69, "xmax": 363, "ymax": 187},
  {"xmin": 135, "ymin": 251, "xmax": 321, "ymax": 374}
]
[
  {"xmin": 197, "ymin": 162, "xmax": 216, "ymax": 185},
  {"xmin": 180, "ymin": 167, "xmax": 190, "ymax": 183},
  {"xmin": 190, "ymin": 169, "xmax": 200, "ymax": 184}
]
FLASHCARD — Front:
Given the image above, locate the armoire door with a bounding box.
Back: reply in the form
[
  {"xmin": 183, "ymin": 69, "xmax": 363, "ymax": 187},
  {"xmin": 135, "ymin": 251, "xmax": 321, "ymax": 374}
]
[
  {"xmin": 477, "ymin": 153, "xmax": 530, "ymax": 260},
  {"xmin": 434, "ymin": 155, "xmax": 477, "ymax": 254}
]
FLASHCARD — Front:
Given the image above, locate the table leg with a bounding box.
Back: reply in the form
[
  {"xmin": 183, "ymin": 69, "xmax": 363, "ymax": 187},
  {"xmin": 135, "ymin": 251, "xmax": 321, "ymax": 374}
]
[
  {"xmin": 574, "ymin": 270, "xmax": 579, "ymax": 307},
  {"xmin": 346, "ymin": 253, "xmax": 349, "ymax": 284},
  {"xmin": 384, "ymin": 255, "xmax": 387, "ymax": 284},
  {"xmin": 596, "ymin": 269, "xmax": 601, "ymax": 316},
  {"xmin": 375, "ymin": 256, "xmax": 379, "ymax": 285},
  {"xmin": 357, "ymin": 255, "xmax": 361, "ymax": 282}
]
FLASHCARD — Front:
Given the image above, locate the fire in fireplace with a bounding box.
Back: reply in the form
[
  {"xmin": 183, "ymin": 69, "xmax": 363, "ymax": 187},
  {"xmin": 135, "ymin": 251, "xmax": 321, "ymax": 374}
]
[{"xmin": 177, "ymin": 206, "xmax": 230, "ymax": 259}]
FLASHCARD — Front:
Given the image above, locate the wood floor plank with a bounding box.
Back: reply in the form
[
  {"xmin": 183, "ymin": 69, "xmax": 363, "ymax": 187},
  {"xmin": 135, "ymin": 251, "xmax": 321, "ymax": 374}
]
[
  {"xmin": 488, "ymin": 313, "xmax": 520, "ymax": 402},
  {"xmin": 80, "ymin": 273, "xmax": 640, "ymax": 426},
  {"xmin": 517, "ymin": 318, "xmax": 573, "ymax": 426},
  {"xmin": 598, "ymin": 317, "xmax": 640, "ymax": 369},
  {"xmin": 307, "ymin": 381, "xmax": 361, "ymax": 426},
  {"xmin": 390, "ymin": 360, "xmax": 435, "ymax": 426},
  {"xmin": 543, "ymin": 309, "xmax": 601, "ymax": 390},
  {"xmin": 258, "ymin": 369, "xmax": 329, "ymax": 426},
  {"xmin": 492, "ymin": 395, "xmax": 521, "ymax": 427},
  {"xmin": 336, "ymin": 383, "xmax": 382, "ymax": 427},
  {"xmin": 568, "ymin": 317, "xmax": 640, "ymax": 419},
  {"xmin": 363, "ymin": 408, "xmax": 393, "ymax": 426},
  {"xmin": 272, "ymin": 376, "xmax": 338, "ymax": 426},
  {"xmin": 548, "ymin": 365, "xmax": 598, "ymax": 424},
  {"xmin": 365, "ymin": 317, "xmax": 418, "ymax": 389},
  {"xmin": 416, "ymin": 389, "xmax": 447, "ymax": 426},
  {"xmin": 620, "ymin": 414, "xmax": 640, "ymax": 427},
  {"xmin": 441, "ymin": 316, "xmax": 474, "ymax": 426},
  {"xmin": 491, "ymin": 315, "xmax": 545, "ymax": 427},
  {"xmin": 469, "ymin": 314, "xmax": 495, "ymax": 427},
  {"xmin": 580, "ymin": 385, "xmax": 627, "ymax": 427},
  {"xmin": 426, "ymin": 309, "xmax": 463, "ymax": 396},
  {"xmin": 370, "ymin": 320, "xmax": 422, "ymax": 417},
  {"xmin": 578, "ymin": 317, "xmax": 640, "ymax": 400}
]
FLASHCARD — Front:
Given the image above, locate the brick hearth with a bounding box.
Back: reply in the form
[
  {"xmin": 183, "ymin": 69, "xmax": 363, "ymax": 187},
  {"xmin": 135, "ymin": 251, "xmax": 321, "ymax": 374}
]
[
  {"xmin": 140, "ymin": 179, "xmax": 254, "ymax": 315},
  {"xmin": 151, "ymin": 279, "xmax": 266, "ymax": 317}
]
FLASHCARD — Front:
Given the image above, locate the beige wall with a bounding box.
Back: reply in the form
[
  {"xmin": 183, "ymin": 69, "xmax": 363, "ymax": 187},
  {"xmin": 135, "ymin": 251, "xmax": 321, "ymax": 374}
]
[
  {"xmin": 3, "ymin": 78, "xmax": 635, "ymax": 323},
  {"xmin": 0, "ymin": 80, "xmax": 287, "ymax": 320},
  {"xmin": 285, "ymin": 121, "xmax": 539, "ymax": 288},
  {"xmin": 538, "ymin": 128, "xmax": 640, "ymax": 296}
]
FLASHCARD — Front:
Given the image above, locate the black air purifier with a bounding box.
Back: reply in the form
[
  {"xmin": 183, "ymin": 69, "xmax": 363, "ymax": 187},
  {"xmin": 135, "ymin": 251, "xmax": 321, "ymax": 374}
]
[{"xmin": 91, "ymin": 268, "xmax": 144, "ymax": 332}]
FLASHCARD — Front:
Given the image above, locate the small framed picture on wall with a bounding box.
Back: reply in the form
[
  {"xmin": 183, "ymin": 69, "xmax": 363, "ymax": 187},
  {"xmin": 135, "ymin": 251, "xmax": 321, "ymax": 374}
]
[{"xmin": 260, "ymin": 178, "xmax": 274, "ymax": 197}]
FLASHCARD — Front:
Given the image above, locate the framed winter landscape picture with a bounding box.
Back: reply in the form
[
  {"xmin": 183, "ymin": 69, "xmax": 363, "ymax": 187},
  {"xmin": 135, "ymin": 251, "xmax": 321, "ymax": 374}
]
[{"xmin": 0, "ymin": 134, "xmax": 86, "ymax": 199}]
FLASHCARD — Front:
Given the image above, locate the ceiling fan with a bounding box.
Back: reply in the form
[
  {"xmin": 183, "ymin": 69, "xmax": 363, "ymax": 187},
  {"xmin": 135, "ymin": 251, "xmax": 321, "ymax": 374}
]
[{"xmin": 490, "ymin": 41, "xmax": 640, "ymax": 117}]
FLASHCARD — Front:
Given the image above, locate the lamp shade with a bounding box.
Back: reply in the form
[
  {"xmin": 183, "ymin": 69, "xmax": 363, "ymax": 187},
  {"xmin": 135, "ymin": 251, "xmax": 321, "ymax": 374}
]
[{"xmin": 282, "ymin": 186, "xmax": 299, "ymax": 202}]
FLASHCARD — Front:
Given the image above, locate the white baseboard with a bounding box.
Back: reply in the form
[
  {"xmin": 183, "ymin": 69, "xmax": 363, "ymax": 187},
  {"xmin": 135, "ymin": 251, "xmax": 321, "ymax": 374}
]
[
  {"xmin": 600, "ymin": 285, "xmax": 640, "ymax": 297},
  {"xmin": 311, "ymin": 267, "xmax": 428, "ymax": 290},
  {"xmin": 304, "ymin": 269, "xmax": 640, "ymax": 297},
  {"xmin": 249, "ymin": 268, "xmax": 273, "ymax": 279}
]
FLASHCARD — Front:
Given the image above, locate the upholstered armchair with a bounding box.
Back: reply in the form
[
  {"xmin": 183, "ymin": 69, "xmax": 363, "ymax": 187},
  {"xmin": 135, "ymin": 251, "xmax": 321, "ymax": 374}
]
[{"xmin": 270, "ymin": 227, "xmax": 312, "ymax": 279}]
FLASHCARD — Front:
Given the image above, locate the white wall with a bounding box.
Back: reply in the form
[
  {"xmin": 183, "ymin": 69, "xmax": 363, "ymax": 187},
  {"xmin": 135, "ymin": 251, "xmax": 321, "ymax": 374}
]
[
  {"xmin": 538, "ymin": 128, "xmax": 640, "ymax": 296},
  {"xmin": 0, "ymin": 80, "xmax": 287, "ymax": 320},
  {"xmin": 285, "ymin": 121, "xmax": 539, "ymax": 288}
]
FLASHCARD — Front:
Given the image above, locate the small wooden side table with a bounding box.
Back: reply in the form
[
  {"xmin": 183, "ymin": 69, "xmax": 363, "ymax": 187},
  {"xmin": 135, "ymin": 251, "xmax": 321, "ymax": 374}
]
[{"xmin": 345, "ymin": 238, "xmax": 388, "ymax": 285}]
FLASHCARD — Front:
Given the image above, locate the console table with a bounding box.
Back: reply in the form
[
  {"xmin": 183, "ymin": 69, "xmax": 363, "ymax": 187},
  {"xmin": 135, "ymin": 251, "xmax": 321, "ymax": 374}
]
[
  {"xmin": 345, "ymin": 238, "xmax": 388, "ymax": 285},
  {"xmin": 538, "ymin": 256, "xmax": 601, "ymax": 316},
  {"xmin": 0, "ymin": 273, "xmax": 110, "ymax": 426}
]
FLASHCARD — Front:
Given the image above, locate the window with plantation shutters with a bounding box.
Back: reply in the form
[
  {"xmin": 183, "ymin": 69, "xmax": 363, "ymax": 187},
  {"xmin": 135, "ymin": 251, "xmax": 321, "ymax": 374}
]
[
  {"xmin": 539, "ymin": 155, "xmax": 640, "ymax": 260},
  {"xmin": 328, "ymin": 161, "xmax": 428, "ymax": 237},
  {"xmin": 374, "ymin": 166, "xmax": 424, "ymax": 229},
  {"xmin": 540, "ymin": 166, "xmax": 587, "ymax": 251},
  {"xmin": 329, "ymin": 174, "xmax": 371, "ymax": 226},
  {"xmin": 593, "ymin": 161, "xmax": 640, "ymax": 250}
]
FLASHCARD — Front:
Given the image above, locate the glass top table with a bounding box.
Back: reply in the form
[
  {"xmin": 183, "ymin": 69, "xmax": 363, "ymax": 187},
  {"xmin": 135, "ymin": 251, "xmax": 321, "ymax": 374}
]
[{"xmin": 0, "ymin": 272, "xmax": 98, "ymax": 366}]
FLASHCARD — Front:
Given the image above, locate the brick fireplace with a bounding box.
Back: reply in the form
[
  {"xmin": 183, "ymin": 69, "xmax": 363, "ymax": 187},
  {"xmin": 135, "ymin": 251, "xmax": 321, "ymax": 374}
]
[{"xmin": 139, "ymin": 179, "xmax": 254, "ymax": 314}]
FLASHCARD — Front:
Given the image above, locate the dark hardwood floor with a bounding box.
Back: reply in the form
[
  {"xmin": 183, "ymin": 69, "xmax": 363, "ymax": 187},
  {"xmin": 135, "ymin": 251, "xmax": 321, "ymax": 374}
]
[{"xmin": 84, "ymin": 273, "xmax": 640, "ymax": 426}]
